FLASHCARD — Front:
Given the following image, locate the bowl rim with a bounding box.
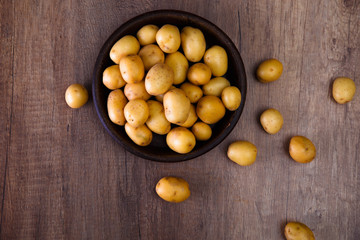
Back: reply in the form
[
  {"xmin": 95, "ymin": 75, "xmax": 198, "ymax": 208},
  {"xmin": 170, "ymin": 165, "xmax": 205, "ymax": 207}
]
[{"xmin": 92, "ymin": 9, "xmax": 247, "ymax": 162}]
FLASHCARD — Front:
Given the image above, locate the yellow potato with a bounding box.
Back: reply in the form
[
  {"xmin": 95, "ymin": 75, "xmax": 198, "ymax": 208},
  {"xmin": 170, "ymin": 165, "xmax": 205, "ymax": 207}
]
[
  {"xmin": 332, "ymin": 77, "xmax": 356, "ymax": 104},
  {"xmin": 180, "ymin": 104, "xmax": 198, "ymax": 128},
  {"xmin": 124, "ymin": 123, "xmax": 152, "ymax": 146},
  {"xmin": 145, "ymin": 63, "xmax": 174, "ymax": 95},
  {"xmin": 119, "ymin": 54, "xmax": 145, "ymax": 84},
  {"xmin": 256, "ymin": 58, "xmax": 283, "ymax": 83},
  {"xmin": 181, "ymin": 26, "xmax": 206, "ymax": 62},
  {"xmin": 102, "ymin": 65, "xmax": 126, "ymax": 90},
  {"xmin": 65, "ymin": 84, "xmax": 88, "ymax": 109},
  {"xmin": 289, "ymin": 136, "xmax": 316, "ymax": 163},
  {"xmin": 202, "ymin": 77, "xmax": 230, "ymax": 96},
  {"xmin": 155, "ymin": 85, "xmax": 175, "ymax": 103},
  {"xmin": 124, "ymin": 99, "xmax": 149, "ymax": 127},
  {"xmin": 124, "ymin": 81, "xmax": 151, "ymax": 101},
  {"xmin": 146, "ymin": 100, "xmax": 171, "ymax": 135},
  {"xmin": 166, "ymin": 127, "xmax": 196, "ymax": 154},
  {"xmin": 107, "ymin": 89, "xmax": 128, "ymax": 126},
  {"xmin": 227, "ymin": 141, "xmax": 257, "ymax": 166},
  {"xmin": 284, "ymin": 222, "xmax": 315, "ymax": 240},
  {"xmin": 165, "ymin": 52, "xmax": 189, "ymax": 85},
  {"xmin": 191, "ymin": 122, "xmax": 212, "ymax": 141},
  {"xmin": 136, "ymin": 24, "xmax": 159, "ymax": 46},
  {"xmin": 156, "ymin": 177, "xmax": 190, "ymax": 203},
  {"xmin": 260, "ymin": 108, "xmax": 283, "ymax": 134},
  {"xmin": 110, "ymin": 35, "xmax": 140, "ymax": 64},
  {"xmin": 204, "ymin": 45, "xmax": 228, "ymax": 77},
  {"xmin": 221, "ymin": 86, "xmax": 241, "ymax": 111},
  {"xmin": 196, "ymin": 96, "xmax": 225, "ymax": 124},
  {"xmin": 163, "ymin": 88, "xmax": 191, "ymax": 125},
  {"xmin": 180, "ymin": 82, "xmax": 203, "ymax": 103},
  {"xmin": 138, "ymin": 44, "xmax": 165, "ymax": 71},
  {"xmin": 156, "ymin": 24, "xmax": 181, "ymax": 53},
  {"xmin": 187, "ymin": 63, "xmax": 212, "ymax": 85}
]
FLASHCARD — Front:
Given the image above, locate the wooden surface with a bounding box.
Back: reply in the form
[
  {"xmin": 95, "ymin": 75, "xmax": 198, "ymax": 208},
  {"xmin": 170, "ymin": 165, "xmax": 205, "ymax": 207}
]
[{"xmin": 1, "ymin": 0, "xmax": 359, "ymax": 239}]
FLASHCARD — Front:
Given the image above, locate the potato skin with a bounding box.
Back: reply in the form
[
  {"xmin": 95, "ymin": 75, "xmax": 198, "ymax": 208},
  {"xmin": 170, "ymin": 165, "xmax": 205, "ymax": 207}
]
[
  {"xmin": 221, "ymin": 86, "xmax": 241, "ymax": 111},
  {"xmin": 260, "ymin": 108, "xmax": 283, "ymax": 134},
  {"xmin": 227, "ymin": 141, "xmax": 257, "ymax": 166},
  {"xmin": 107, "ymin": 89, "xmax": 128, "ymax": 126},
  {"xmin": 119, "ymin": 54, "xmax": 145, "ymax": 84},
  {"xmin": 102, "ymin": 65, "xmax": 126, "ymax": 90},
  {"xmin": 155, "ymin": 177, "xmax": 190, "ymax": 203},
  {"xmin": 202, "ymin": 77, "xmax": 230, "ymax": 96},
  {"xmin": 289, "ymin": 136, "xmax": 316, "ymax": 163},
  {"xmin": 180, "ymin": 82, "xmax": 203, "ymax": 103},
  {"xmin": 204, "ymin": 45, "xmax": 228, "ymax": 77},
  {"xmin": 136, "ymin": 24, "xmax": 159, "ymax": 46},
  {"xmin": 65, "ymin": 84, "xmax": 88, "ymax": 109},
  {"xmin": 124, "ymin": 123, "xmax": 152, "ymax": 146},
  {"xmin": 163, "ymin": 88, "xmax": 191, "ymax": 125},
  {"xmin": 138, "ymin": 44, "xmax": 165, "ymax": 71},
  {"xmin": 156, "ymin": 24, "xmax": 181, "ymax": 53},
  {"xmin": 165, "ymin": 52, "xmax": 189, "ymax": 85},
  {"xmin": 110, "ymin": 35, "xmax": 140, "ymax": 64},
  {"xmin": 187, "ymin": 63, "xmax": 212, "ymax": 85},
  {"xmin": 145, "ymin": 63, "xmax": 174, "ymax": 96},
  {"xmin": 191, "ymin": 122, "xmax": 212, "ymax": 141},
  {"xmin": 146, "ymin": 100, "xmax": 171, "ymax": 135},
  {"xmin": 166, "ymin": 127, "xmax": 196, "ymax": 154},
  {"xmin": 332, "ymin": 77, "xmax": 356, "ymax": 104},
  {"xmin": 124, "ymin": 99, "xmax": 149, "ymax": 127},
  {"xmin": 124, "ymin": 81, "xmax": 151, "ymax": 101},
  {"xmin": 181, "ymin": 26, "xmax": 206, "ymax": 62},
  {"xmin": 196, "ymin": 96, "xmax": 225, "ymax": 124},
  {"xmin": 284, "ymin": 222, "xmax": 315, "ymax": 240},
  {"xmin": 256, "ymin": 58, "xmax": 283, "ymax": 83}
]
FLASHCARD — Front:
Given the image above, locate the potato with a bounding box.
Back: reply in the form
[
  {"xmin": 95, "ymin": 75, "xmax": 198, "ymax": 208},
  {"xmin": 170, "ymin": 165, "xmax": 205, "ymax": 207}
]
[
  {"xmin": 284, "ymin": 222, "xmax": 315, "ymax": 240},
  {"xmin": 138, "ymin": 44, "xmax": 165, "ymax": 71},
  {"xmin": 289, "ymin": 136, "xmax": 316, "ymax": 163},
  {"xmin": 163, "ymin": 88, "xmax": 191, "ymax": 125},
  {"xmin": 256, "ymin": 58, "xmax": 283, "ymax": 83},
  {"xmin": 204, "ymin": 45, "xmax": 228, "ymax": 77},
  {"xmin": 196, "ymin": 96, "xmax": 225, "ymax": 124},
  {"xmin": 332, "ymin": 77, "xmax": 356, "ymax": 104},
  {"xmin": 110, "ymin": 35, "xmax": 140, "ymax": 64},
  {"xmin": 166, "ymin": 127, "xmax": 196, "ymax": 154},
  {"xmin": 124, "ymin": 123, "xmax": 152, "ymax": 146},
  {"xmin": 124, "ymin": 81, "xmax": 151, "ymax": 101},
  {"xmin": 65, "ymin": 84, "xmax": 88, "ymax": 109},
  {"xmin": 180, "ymin": 82, "xmax": 203, "ymax": 103},
  {"xmin": 260, "ymin": 108, "xmax": 283, "ymax": 134},
  {"xmin": 202, "ymin": 77, "xmax": 230, "ymax": 96},
  {"xmin": 102, "ymin": 65, "xmax": 126, "ymax": 90},
  {"xmin": 156, "ymin": 24, "xmax": 181, "ymax": 53},
  {"xmin": 221, "ymin": 86, "xmax": 241, "ymax": 111},
  {"xmin": 191, "ymin": 122, "xmax": 212, "ymax": 141},
  {"xmin": 181, "ymin": 26, "xmax": 206, "ymax": 62},
  {"xmin": 124, "ymin": 99, "xmax": 149, "ymax": 127},
  {"xmin": 155, "ymin": 85, "xmax": 175, "ymax": 103},
  {"xmin": 136, "ymin": 24, "xmax": 159, "ymax": 46},
  {"xmin": 156, "ymin": 177, "xmax": 190, "ymax": 203},
  {"xmin": 187, "ymin": 63, "xmax": 212, "ymax": 85},
  {"xmin": 107, "ymin": 89, "xmax": 128, "ymax": 126},
  {"xmin": 227, "ymin": 141, "xmax": 257, "ymax": 166},
  {"xmin": 145, "ymin": 63, "xmax": 174, "ymax": 95},
  {"xmin": 180, "ymin": 104, "xmax": 198, "ymax": 128},
  {"xmin": 146, "ymin": 100, "xmax": 171, "ymax": 135},
  {"xmin": 165, "ymin": 52, "xmax": 189, "ymax": 85},
  {"xmin": 119, "ymin": 54, "xmax": 145, "ymax": 84}
]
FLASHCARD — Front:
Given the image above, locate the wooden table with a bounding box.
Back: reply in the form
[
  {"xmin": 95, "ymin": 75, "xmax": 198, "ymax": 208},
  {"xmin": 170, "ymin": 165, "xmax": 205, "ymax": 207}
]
[{"xmin": 1, "ymin": 0, "xmax": 359, "ymax": 239}]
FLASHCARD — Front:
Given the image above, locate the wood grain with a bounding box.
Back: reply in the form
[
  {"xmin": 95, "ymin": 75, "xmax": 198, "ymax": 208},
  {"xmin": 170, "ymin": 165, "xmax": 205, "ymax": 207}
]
[{"xmin": 0, "ymin": 0, "xmax": 359, "ymax": 239}]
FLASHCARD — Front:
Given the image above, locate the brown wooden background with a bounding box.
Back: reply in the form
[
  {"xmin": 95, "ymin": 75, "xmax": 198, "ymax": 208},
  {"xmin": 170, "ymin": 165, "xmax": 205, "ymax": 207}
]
[{"xmin": 1, "ymin": 0, "xmax": 359, "ymax": 239}]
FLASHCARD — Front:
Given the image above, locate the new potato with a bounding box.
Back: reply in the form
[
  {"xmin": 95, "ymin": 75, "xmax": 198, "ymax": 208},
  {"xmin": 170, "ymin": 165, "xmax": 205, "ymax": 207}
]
[
  {"xmin": 138, "ymin": 44, "xmax": 165, "ymax": 71},
  {"xmin": 163, "ymin": 88, "xmax": 191, "ymax": 125},
  {"xmin": 156, "ymin": 177, "xmax": 190, "ymax": 203},
  {"xmin": 119, "ymin": 54, "xmax": 145, "ymax": 83},
  {"xmin": 146, "ymin": 100, "xmax": 171, "ymax": 135},
  {"xmin": 202, "ymin": 77, "xmax": 230, "ymax": 96},
  {"xmin": 125, "ymin": 123, "xmax": 152, "ymax": 146},
  {"xmin": 289, "ymin": 136, "xmax": 316, "ymax": 163},
  {"xmin": 65, "ymin": 84, "xmax": 88, "ymax": 109},
  {"xmin": 166, "ymin": 127, "xmax": 196, "ymax": 154},
  {"xmin": 180, "ymin": 104, "xmax": 198, "ymax": 128},
  {"xmin": 136, "ymin": 24, "xmax": 159, "ymax": 46},
  {"xmin": 191, "ymin": 122, "xmax": 212, "ymax": 141},
  {"xmin": 124, "ymin": 99, "xmax": 149, "ymax": 127},
  {"xmin": 165, "ymin": 52, "xmax": 189, "ymax": 85},
  {"xmin": 156, "ymin": 24, "xmax": 181, "ymax": 53},
  {"xmin": 332, "ymin": 77, "xmax": 356, "ymax": 104},
  {"xmin": 181, "ymin": 26, "xmax": 206, "ymax": 62},
  {"xmin": 284, "ymin": 222, "xmax": 315, "ymax": 240},
  {"xmin": 145, "ymin": 63, "xmax": 174, "ymax": 95},
  {"xmin": 124, "ymin": 81, "xmax": 151, "ymax": 101},
  {"xmin": 196, "ymin": 96, "xmax": 225, "ymax": 124},
  {"xmin": 180, "ymin": 82, "xmax": 203, "ymax": 103},
  {"xmin": 221, "ymin": 86, "xmax": 241, "ymax": 111},
  {"xmin": 256, "ymin": 58, "xmax": 283, "ymax": 83},
  {"xmin": 107, "ymin": 89, "xmax": 128, "ymax": 126},
  {"xmin": 110, "ymin": 35, "xmax": 140, "ymax": 64},
  {"xmin": 227, "ymin": 141, "xmax": 257, "ymax": 166},
  {"xmin": 260, "ymin": 108, "xmax": 283, "ymax": 134},
  {"xmin": 102, "ymin": 65, "xmax": 126, "ymax": 90},
  {"xmin": 204, "ymin": 45, "xmax": 228, "ymax": 77},
  {"xmin": 187, "ymin": 63, "xmax": 212, "ymax": 85}
]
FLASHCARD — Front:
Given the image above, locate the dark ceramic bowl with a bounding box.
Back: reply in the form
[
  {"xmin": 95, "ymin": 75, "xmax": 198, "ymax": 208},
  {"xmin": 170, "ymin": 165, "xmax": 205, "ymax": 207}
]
[{"xmin": 92, "ymin": 10, "xmax": 247, "ymax": 162}]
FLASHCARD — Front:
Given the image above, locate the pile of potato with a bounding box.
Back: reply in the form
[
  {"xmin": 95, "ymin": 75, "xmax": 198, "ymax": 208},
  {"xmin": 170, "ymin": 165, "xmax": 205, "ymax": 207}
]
[{"xmin": 104, "ymin": 24, "xmax": 241, "ymax": 154}]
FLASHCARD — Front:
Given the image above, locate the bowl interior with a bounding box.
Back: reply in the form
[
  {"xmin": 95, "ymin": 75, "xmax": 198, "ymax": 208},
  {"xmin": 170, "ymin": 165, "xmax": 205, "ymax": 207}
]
[{"xmin": 92, "ymin": 10, "xmax": 247, "ymax": 162}]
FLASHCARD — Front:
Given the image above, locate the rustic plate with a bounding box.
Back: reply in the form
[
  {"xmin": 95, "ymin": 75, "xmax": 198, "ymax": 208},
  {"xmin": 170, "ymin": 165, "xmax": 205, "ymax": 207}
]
[{"xmin": 92, "ymin": 10, "xmax": 247, "ymax": 162}]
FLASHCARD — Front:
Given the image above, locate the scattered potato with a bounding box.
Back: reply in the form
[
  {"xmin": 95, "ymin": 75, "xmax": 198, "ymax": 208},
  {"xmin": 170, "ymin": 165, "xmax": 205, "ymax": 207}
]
[
  {"xmin": 256, "ymin": 58, "xmax": 283, "ymax": 83},
  {"xmin": 145, "ymin": 63, "xmax": 174, "ymax": 95},
  {"xmin": 191, "ymin": 122, "xmax": 212, "ymax": 141},
  {"xmin": 124, "ymin": 123, "xmax": 152, "ymax": 146},
  {"xmin": 119, "ymin": 54, "xmax": 144, "ymax": 83},
  {"xmin": 102, "ymin": 65, "xmax": 126, "ymax": 90},
  {"xmin": 156, "ymin": 24, "xmax": 181, "ymax": 53},
  {"xmin": 196, "ymin": 96, "xmax": 225, "ymax": 124},
  {"xmin": 165, "ymin": 51, "xmax": 189, "ymax": 85},
  {"xmin": 180, "ymin": 82, "xmax": 203, "ymax": 103},
  {"xmin": 138, "ymin": 44, "xmax": 165, "ymax": 71},
  {"xmin": 156, "ymin": 177, "xmax": 190, "ymax": 203},
  {"xmin": 107, "ymin": 89, "xmax": 128, "ymax": 126},
  {"xmin": 204, "ymin": 45, "xmax": 228, "ymax": 77},
  {"xmin": 181, "ymin": 26, "xmax": 206, "ymax": 62},
  {"xmin": 227, "ymin": 141, "xmax": 257, "ymax": 166},
  {"xmin": 124, "ymin": 81, "xmax": 151, "ymax": 101},
  {"xmin": 163, "ymin": 88, "xmax": 191, "ymax": 125},
  {"xmin": 124, "ymin": 99, "xmax": 149, "ymax": 127},
  {"xmin": 137, "ymin": 24, "xmax": 159, "ymax": 46},
  {"xmin": 284, "ymin": 222, "xmax": 315, "ymax": 240},
  {"xmin": 221, "ymin": 86, "xmax": 241, "ymax": 111},
  {"xmin": 146, "ymin": 100, "xmax": 171, "ymax": 135},
  {"xmin": 202, "ymin": 77, "xmax": 230, "ymax": 96},
  {"xmin": 187, "ymin": 63, "xmax": 212, "ymax": 85},
  {"xmin": 260, "ymin": 108, "xmax": 283, "ymax": 134},
  {"xmin": 289, "ymin": 136, "xmax": 316, "ymax": 163},
  {"xmin": 166, "ymin": 127, "xmax": 196, "ymax": 154},
  {"xmin": 332, "ymin": 77, "xmax": 356, "ymax": 104},
  {"xmin": 110, "ymin": 35, "xmax": 140, "ymax": 64},
  {"xmin": 65, "ymin": 84, "xmax": 88, "ymax": 109}
]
